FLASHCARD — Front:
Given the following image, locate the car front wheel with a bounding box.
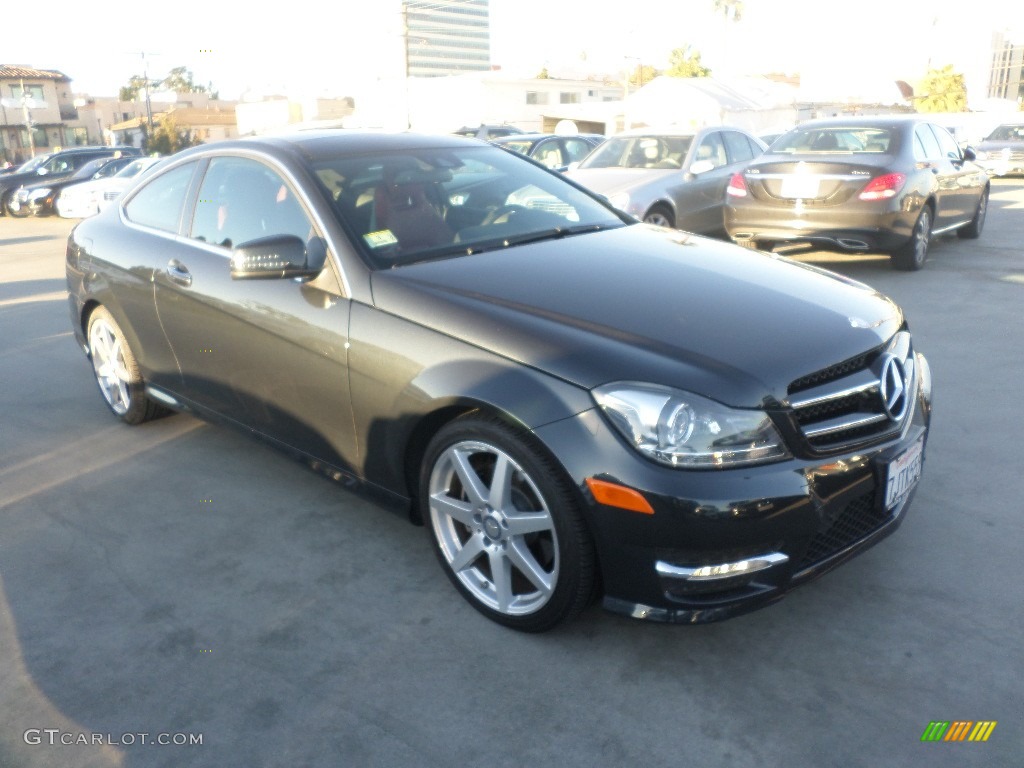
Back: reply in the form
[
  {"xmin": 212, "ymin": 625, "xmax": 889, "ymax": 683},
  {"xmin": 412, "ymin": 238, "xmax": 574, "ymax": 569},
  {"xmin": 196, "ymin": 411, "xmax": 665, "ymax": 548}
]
[
  {"xmin": 892, "ymin": 206, "xmax": 932, "ymax": 271},
  {"xmin": 87, "ymin": 307, "xmax": 168, "ymax": 424},
  {"xmin": 421, "ymin": 415, "xmax": 596, "ymax": 632},
  {"xmin": 643, "ymin": 204, "xmax": 675, "ymax": 229}
]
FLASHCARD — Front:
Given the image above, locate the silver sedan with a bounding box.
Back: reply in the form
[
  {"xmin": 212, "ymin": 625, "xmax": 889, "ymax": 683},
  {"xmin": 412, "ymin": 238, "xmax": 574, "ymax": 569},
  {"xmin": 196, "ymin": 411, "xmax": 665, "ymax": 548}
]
[{"xmin": 567, "ymin": 126, "xmax": 767, "ymax": 234}]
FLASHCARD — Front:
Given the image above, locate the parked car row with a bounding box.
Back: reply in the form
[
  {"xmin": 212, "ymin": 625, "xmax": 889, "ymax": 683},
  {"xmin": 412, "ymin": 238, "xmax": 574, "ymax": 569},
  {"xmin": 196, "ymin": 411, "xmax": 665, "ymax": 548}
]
[
  {"xmin": 0, "ymin": 145, "xmax": 142, "ymax": 217},
  {"xmin": 461, "ymin": 115, "xmax": 990, "ymax": 272}
]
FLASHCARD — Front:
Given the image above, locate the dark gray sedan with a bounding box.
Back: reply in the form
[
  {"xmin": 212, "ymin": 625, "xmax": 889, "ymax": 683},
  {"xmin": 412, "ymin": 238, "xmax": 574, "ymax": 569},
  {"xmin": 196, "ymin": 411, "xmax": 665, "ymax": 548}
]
[
  {"xmin": 66, "ymin": 132, "xmax": 931, "ymax": 631},
  {"xmin": 724, "ymin": 116, "xmax": 990, "ymax": 270}
]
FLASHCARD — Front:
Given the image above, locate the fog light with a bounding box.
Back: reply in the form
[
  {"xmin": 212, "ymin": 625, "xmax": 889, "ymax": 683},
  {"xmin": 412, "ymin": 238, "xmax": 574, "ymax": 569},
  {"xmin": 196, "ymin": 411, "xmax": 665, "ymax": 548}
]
[{"xmin": 656, "ymin": 552, "xmax": 789, "ymax": 581}]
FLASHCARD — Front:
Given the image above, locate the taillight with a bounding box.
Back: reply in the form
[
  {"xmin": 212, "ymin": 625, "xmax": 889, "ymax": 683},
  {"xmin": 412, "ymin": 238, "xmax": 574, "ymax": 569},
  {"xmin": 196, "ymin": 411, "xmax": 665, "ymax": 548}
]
[
  {"xmin": 727, "ymin": 172, "xmax": 748, "ymax": 197},
  {"xmin": 858, "ymin": 173, "xmax": 907, "ymax": 201}
]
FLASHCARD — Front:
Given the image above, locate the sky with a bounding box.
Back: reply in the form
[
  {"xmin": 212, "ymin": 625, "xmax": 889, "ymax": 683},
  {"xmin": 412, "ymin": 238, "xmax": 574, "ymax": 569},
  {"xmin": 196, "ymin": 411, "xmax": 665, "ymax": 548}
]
[{"xmin": 4, "ymin": 0, "xmax": 1023, "ymax": 103}]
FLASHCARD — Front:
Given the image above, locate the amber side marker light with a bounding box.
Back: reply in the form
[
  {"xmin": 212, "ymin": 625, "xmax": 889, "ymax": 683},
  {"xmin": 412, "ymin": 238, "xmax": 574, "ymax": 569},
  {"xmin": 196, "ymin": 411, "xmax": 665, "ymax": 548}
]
[{"xmin": 586, "ymin": 478, "xmax": 655, "ymax": 514}]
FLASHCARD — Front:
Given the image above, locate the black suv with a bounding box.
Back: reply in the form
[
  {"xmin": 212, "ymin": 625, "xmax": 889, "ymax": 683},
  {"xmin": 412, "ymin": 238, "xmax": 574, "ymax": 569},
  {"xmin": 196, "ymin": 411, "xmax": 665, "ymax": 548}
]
[{"xmin": 1, "ymin": 146, "xmax": 141, "ymax": 216}]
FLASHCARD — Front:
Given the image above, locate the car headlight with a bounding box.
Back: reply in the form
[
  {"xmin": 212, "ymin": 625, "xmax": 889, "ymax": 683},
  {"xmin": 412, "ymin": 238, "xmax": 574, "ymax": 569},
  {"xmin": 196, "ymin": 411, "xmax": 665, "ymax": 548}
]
[
  {"xmin": 593, "ymin": 382, "xmax": 790, "ymax": 468},
  {"xmin": 608, "ymin": 192, "xmax": 630, "ymax": 212},
  {"xmin": 28, "ymin": 187, "xmax": 52, "ymax": 201}
]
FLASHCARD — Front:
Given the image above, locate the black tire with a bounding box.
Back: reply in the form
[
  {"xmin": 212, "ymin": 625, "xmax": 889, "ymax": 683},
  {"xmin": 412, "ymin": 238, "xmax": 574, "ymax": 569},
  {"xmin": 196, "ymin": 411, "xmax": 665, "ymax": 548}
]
[
  {"xmin": 892, "ymin": 206, "xmax": 932, "ymax": 271},
  {"xmin": 643, "ymin": 204, "xmax": 675, "ymax": 229},
  {"xmin": 86, "ymin": 306, "xmax": 169, "ymax": 424},
  {"xmin": 420, "ymin": 414, "xmax": 596, "ymax": 632},
  {"xmin": 958, "ymin": 187, "xmax": 988, "ymax": 239},
  {"xmin": 6, "ymin": 194, "xmax": 30, "ymax": 217}
]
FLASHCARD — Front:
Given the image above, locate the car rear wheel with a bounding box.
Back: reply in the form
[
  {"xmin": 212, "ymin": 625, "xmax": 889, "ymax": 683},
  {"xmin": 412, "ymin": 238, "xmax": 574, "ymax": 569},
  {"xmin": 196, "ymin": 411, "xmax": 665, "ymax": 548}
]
[
  {"xmin": 958, "ymin": 187, "xmax": 988, "ymax": 239},
  {"xmin": 643, "ymin": 204, "xmax": 675, "ymax": 229},
  {"xmin": 87, "ymin": 307, "xmax": 168, "ymax": 424},
  {"xmin": 892, "ymin": 206, "xmax": 931, "ymax": 271},
  {"xmin": 421, "ymin": 415, "xmax": 596, "ymax": 632},
  {"xmin": 5, "ymin": 195, "xmax": 30, "ymax": 217}
]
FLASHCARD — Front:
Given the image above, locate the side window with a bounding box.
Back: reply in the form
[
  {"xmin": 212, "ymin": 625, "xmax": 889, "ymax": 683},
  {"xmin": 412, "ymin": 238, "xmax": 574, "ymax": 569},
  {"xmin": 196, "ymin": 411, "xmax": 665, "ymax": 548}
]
[
  {"xmin": 190, "ymin": 157, "xmax": 314, "ymax": 249},
  {"xmin": 563, "ymin": 138, "xmax": 594, "ymax": 164},
  {"xmin": 915, "ymin": 125, "xmax": 942, "ymax": 161},
  {"xmin": 123, "ymin": 162, "xmax": 197, "ymax": 234},
  {"xmin": 928, "ymin": 124, "xmax": 961, "ymax": 161},
  {"xmin": 722, "ymin": 131, "xmax": 755, "ymax": 164},
  {"xmin": 533, "ymin": 140, "xmax": 565, "ymax": 169},
  {"xmin": 694, "ymin": 132, "xmax": 728, "ymax": 169}
]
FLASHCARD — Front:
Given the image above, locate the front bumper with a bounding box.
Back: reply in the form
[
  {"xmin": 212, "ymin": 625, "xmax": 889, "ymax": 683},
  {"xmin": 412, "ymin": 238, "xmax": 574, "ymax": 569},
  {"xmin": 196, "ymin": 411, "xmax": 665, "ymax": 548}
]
[{"xmin": 533, "ymin": 368, "xmax": 931, "ymax": 624}]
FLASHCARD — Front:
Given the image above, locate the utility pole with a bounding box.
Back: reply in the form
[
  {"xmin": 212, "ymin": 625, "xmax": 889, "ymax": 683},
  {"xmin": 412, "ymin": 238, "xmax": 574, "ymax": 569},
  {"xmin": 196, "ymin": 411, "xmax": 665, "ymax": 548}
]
[
  {"xmin": 20, "ymin": 79, "xmax": 36, "ymax": 158},
  {"xmin": 402, "ymin": 1, "xmax": 412, "ymax": 129},
  {"xmin": 141, "ymin": 52, "xmax": 155, "ymax": 138}
]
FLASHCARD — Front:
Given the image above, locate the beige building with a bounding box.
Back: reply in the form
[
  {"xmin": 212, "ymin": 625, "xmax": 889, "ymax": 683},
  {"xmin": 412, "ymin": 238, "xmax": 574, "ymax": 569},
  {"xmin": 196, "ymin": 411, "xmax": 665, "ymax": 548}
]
[
  {"xmin": 110, "ymin": 106, "xmax": 240, "ymax": 148},
  {"xmin": 0, "ymin": 65, "xmax": 85, "ymax": 164}
]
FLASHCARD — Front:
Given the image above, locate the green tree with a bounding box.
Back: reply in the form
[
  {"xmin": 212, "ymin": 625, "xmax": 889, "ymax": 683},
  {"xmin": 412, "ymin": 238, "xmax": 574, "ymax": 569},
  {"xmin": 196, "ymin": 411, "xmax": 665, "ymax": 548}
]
[
  {"xmin": 145, "ymin": 114, "xmax": 201, "ymax": 155},
  {"xmin": 914, "ymin": 65, "xmax": 967, "ymax": 113},
  {"xmin": 629, "ymin": 63, "xmax": 660, "ymax": 87},
  {"xmin": 161, "ymin": 66, "xmax": 208, "ymax": 94},
  {"xmin": 536, "ymin": 67, "xmax": 551, "ymax": 79},
  {"xmin": 665, "ymin": 46, "xmax": 711, "ymax": 78},
  {"xmin": 119, "ymin": 75, "xmax": 150, "ymax": 101}
]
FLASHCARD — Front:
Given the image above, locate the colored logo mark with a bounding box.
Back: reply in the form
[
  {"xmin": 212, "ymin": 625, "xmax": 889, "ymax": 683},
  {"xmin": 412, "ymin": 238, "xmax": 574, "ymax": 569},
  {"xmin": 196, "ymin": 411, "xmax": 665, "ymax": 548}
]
[{"xmin": 921, "ymin": 721, "xmax": 997, "ymax": 742}]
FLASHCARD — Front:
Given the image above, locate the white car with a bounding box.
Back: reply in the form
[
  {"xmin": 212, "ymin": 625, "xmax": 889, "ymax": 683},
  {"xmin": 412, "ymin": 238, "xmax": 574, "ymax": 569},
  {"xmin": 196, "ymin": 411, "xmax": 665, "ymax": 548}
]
[{"xmin": 56, "ymin": 156, "xmax": 164, "ymax": 218}]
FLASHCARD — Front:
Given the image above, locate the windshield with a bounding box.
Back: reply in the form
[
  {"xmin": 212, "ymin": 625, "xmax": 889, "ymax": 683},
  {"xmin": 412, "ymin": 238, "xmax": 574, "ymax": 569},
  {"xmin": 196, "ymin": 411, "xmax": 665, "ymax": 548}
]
[
  {"xmin": 312, "ymin": 144, "xmax": 626, "ymax": 269},
  {"xmin": 772, "ymin": 127, "xmax": 893, "ymax": 153},
  {"xmin": 578, "ymin": 136, "xmax": 693, "ymax": 169},
  {"xmin": 985, "ymin": 124, "xmax": 1024, "ymax": 142},
  {"xmin": 16, "ymin": 154, "xmax": 52, "ymax": 173},
  {"xmin": 117, "ymin": 158, "xmax": 157, "ymax": 178},
  {"xmin": 73, "ymin": 159, "xmax": 109, "ymax": 180},
  {"xmin": 495, "ymin": 139, "xmax": 535, "ymax": 156}
]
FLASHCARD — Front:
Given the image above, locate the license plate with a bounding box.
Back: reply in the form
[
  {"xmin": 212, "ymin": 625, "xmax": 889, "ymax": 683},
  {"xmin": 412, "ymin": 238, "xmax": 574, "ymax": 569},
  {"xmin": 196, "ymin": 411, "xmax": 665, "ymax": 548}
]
[
  {"xmin": 780, "ymin": 176, "xmax": 820, "ymax": 198},
  {"xmin": 885, "ymin": 438, "xmax": 923, "ymax": 510}
]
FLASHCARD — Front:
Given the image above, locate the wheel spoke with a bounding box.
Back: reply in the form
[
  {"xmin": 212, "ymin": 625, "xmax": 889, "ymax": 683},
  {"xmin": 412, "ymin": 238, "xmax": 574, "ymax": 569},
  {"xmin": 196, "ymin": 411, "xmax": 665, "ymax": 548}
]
[
  {"xmin": 429, "ymin": 491, "xmax": 476, "ymax": 527},
  {"xmin": 448, "ymin": 532, "xmax": 485, "ymax": 573},
  {"xmin": 507, "ymin": 540, "xmax": 554, "ymax": 595},
  {"xmin": 505, "ymin": 510, "xmax": 552, "ymax": 536},
  {"xmin": 450, "ymin": 448, "xmax": 488, "ymax": 506},
  {"xmin": 489, "ymin": 549, "xmax": 514, "ymax": 612},
  {"xmin": 488, "ymin": 453, "xmax": 514, "ymax": 510}
]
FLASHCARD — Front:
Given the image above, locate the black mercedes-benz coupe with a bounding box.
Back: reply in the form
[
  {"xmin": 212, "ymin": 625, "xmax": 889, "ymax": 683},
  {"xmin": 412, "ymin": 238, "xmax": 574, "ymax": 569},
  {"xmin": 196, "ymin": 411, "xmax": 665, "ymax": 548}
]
[
  {"xmin": 66, "ymin": 131, "xmax": 931, "ymax": 631},
  {"xmin": 724, "ymin": 116, "xmax": 989, "ymax": 271}
]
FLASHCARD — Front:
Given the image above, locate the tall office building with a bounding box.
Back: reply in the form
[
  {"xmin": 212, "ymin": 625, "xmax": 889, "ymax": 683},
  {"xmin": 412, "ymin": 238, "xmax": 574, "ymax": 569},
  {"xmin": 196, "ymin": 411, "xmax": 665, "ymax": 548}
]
[
  {"xmin": 404, "ymin": 0, "xmax": 492, "ymax": 77},
  {"xmin": 988, "ymin": 30, "xmax": 1024, "ymax": 102}
]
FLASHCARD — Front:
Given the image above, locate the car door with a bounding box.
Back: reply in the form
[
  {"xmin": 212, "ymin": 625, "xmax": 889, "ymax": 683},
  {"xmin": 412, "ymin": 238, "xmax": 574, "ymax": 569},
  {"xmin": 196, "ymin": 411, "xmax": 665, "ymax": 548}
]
[
  {"xmin": 674, "ymin": 129, "xmax": 733, "ymax": 234},
  {"xmin": 926, "ymin": 123, "xmax": 984, "ymax": 225},
  {"xmin": 151, "ymin": 155, "xmax": 359, "ymax": 472}
]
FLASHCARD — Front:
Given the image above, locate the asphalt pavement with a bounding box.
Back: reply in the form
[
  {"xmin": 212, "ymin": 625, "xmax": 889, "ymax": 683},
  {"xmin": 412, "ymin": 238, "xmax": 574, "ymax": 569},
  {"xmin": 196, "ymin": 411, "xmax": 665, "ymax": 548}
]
[{"xmin": 1, "ymin": 184, "xmax": 1022, "ymax": 768}]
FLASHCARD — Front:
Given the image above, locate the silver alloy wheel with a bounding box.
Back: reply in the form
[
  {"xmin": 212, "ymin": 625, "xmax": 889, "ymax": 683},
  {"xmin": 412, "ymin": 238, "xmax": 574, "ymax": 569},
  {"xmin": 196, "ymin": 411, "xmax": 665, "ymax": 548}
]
[
  {"xmin": 428, "ymin": 440, "xmax": 559, "ymax": 616},
  {"xmin": 644, "ymin": 210, "xmax": 672, "ymax": 227},
  {"xmin": 89, "ymin": 317, "xmax": 132, "ymax": 415},
  {"xmin": 912, "ymin": 208, "xmax": 931, "ymax": 266},
  {"xmin": 976, "ymin": 193, "xmax": 987, "ymax": 231}
]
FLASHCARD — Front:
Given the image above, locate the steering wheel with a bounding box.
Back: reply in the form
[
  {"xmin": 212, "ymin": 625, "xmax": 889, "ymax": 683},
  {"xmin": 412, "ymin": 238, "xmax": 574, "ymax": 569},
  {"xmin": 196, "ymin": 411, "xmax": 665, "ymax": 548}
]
[{"xmin": 482, "ymin": 204, "xmax": 529, "ymax": 226}]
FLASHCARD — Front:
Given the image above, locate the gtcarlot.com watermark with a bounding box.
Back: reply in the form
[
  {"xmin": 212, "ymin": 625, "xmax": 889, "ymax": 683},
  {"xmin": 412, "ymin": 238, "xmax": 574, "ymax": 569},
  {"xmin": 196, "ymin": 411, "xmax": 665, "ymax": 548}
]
[{"xmin": 24, "ymin": 729, "xmax": 203, "ymax": 747}]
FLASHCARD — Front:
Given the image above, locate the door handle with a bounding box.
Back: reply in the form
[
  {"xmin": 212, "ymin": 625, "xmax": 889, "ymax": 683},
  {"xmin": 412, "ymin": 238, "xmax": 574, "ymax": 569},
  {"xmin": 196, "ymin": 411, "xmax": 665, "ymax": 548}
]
[{"xmin": 166, "ymin": 260, "xmax": 192, "ymax": 287}]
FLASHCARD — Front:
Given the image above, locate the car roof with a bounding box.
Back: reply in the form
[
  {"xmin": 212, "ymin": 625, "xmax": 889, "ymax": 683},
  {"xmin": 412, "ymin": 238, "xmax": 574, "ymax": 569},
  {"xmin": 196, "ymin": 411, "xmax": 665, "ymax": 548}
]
[{"xmin": 172, "ymin": 131, "xmax": 486, "ymax": 164}]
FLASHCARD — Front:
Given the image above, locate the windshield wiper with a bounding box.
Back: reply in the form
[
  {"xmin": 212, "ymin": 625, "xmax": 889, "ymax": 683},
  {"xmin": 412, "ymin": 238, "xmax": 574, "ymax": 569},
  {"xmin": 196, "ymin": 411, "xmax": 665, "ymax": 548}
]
[
  {"xmin": 392, "ymin": 223, "xmax": 623, "ymax": 267},
  {"xmin": 500, "ymin": 222, "xmax": 621, "ymax": 247}
]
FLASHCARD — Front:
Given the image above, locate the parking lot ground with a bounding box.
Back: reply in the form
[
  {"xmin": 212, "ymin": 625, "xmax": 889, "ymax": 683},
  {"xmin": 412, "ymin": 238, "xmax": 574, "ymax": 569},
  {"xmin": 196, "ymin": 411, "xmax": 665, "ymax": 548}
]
[{"xmin": 1, "ymin": 183, "xmax": 1022, "ymax": 767}]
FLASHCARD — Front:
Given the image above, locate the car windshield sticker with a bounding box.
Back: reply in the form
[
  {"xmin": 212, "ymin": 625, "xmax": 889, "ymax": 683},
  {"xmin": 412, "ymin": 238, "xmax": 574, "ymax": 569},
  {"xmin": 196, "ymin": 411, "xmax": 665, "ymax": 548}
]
[{"xmin": 363, "ymin": 230, "xmax": 399, "ymax": 248}]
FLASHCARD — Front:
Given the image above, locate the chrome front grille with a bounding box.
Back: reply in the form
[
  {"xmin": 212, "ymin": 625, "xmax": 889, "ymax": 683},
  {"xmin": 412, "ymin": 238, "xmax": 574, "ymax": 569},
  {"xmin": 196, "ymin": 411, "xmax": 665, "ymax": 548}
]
[{"xmin": 788, "ymin": 332, "xmax": 915, "ymax": 452}]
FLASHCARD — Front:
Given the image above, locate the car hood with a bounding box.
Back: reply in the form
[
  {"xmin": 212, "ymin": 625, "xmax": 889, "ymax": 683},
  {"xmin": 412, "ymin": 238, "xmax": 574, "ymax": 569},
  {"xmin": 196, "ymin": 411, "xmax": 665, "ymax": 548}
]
[
  {"xmin": 565, "ymin": 167, "xmax": 679, "ymax": 196},
  {"xmin": 369, "ymin": 225, "xmax": 903, "ymax": 409}
]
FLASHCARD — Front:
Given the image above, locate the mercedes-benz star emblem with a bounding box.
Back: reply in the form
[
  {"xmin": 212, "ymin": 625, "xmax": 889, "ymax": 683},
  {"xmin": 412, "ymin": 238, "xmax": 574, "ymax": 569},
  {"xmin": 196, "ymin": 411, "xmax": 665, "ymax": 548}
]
[{"xmin": 879, "ymin": 355, "xmax": 909, "ymax": 421}]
